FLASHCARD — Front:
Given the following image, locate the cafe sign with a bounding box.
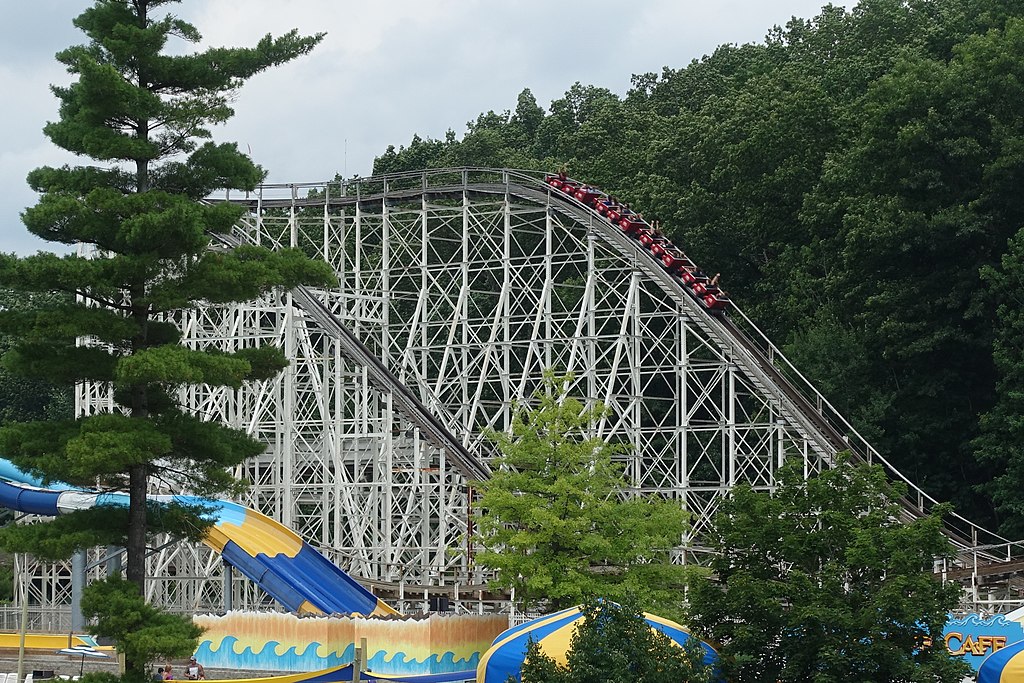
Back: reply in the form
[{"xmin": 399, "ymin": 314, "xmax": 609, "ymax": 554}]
[{"xmin": 944, "ymin": 614, "xmax": 1024, "ymax": 671}]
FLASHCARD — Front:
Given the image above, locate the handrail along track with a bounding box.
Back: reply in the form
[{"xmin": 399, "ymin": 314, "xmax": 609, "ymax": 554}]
[
  {"xmin": 209, "ymin": 230, "xmax": 491, "ymax": 483},
  {"xmin": 210, "ymin": 166, "xmax": 1014, "ymax": 564},
  {"xmin": 526, "ymin": 169, "xmax": 1010, "ymax": 561}
]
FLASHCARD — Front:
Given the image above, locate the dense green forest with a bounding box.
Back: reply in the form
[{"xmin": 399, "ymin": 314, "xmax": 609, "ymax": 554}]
[{"xmin": 371, "ymin": 0, "xmax": 1024, "ymax": 536}]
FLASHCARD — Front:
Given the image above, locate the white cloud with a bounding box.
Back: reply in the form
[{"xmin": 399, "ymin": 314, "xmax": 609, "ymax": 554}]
[{"xmin": 2, "ymin": 0, "xmax": 855, "ymax": 253}]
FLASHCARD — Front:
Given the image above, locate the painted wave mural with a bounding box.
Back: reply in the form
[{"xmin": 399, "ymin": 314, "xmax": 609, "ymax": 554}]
[
  {"xmin": 943, "ymin": 613, "xmax": 1024, "ymax": 672},
  {"xmin": 194, "ymin": 611, "xmax": 508, "ymax": 675}
]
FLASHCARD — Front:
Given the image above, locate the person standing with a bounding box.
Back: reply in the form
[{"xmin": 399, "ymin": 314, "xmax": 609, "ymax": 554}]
[{"xmin": 186, "ymin": 656, "xmax": 205, "ymax": 680}]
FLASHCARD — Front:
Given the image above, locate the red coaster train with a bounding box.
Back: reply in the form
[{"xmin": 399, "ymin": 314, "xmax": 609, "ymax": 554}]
[{"xmin": 544, "ymin": 174, "xmax": 731, "ymax": 313}]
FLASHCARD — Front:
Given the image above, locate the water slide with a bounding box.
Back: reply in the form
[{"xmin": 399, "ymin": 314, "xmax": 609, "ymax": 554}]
[
  {"xmin": 0, "ymin": 459, "xmax": 396, "ymax": 618},
  {"xmin": 0, "ymin": 465, "xmax": 486, "ymax": 682}
]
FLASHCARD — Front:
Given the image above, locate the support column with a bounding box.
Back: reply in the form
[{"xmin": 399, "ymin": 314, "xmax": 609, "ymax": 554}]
[
  {"xmin": 106, "ymin": 546, "xmax": 123, "ymax": 576},
  {"xmin": 71, "ymin": 549, "xmax": 86, "ymax": 633},
  {"xmin": 223, "ymin": 562, "xmax": 233, "ymax": 612}
]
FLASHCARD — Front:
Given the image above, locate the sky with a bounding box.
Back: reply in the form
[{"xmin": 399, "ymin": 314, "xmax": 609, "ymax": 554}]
[{"xmin": 0, "ymin": 0, "xmax": 855, "ymax": 255}]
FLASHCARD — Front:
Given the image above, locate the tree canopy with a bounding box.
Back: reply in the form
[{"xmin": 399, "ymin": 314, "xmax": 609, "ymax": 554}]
[
  {"xmin": 687, "ymin": 458, "xmax": 969, "ymax": 683},
  {"xmin": 0, "ymin": 290, "xmax": 73, "ymax": 426},
  {"xmin": 519, "ymin": 599, "xmax": 717, "ymax": 683},
  {"xmin": 81, "ymin": 575, "xmax": 203, "ymax": 677},
  {"xmin": 0, "ymin": 0, "xmax": 332, "ymax": 675},
  {"xmin": 472, "ymin": 375, "xmax": 689, "ymax": 615},
  {"xmin": 371, "ymin": 0, "xmax": 1024, "ymax": 535}
]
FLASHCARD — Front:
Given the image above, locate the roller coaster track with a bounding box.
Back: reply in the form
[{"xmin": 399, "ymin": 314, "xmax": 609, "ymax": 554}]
[
  {"xmin": 528, "ymin": 171, "xmax": 1011, "ymax": 557},
  {"xmin": 213, "ymin": 167, "xmax": 1013, "ymax": 564},
  {"xmin": 211, "ymin": 231, "xmax": 491, "ymax": 483}
]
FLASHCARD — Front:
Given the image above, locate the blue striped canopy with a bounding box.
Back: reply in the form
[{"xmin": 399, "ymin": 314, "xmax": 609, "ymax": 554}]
[
  {"xmin": 475, "ymin": 605, "xmax": 718, "ymax": 683},
  {"xmin": 979, "ymin": 639, "xmax": 1024, "ymax": 683}
]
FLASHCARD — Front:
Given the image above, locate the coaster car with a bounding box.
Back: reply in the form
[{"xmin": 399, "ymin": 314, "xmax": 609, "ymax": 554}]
[
  {"xmin": 544, "ymin": 175, "xmax": 566, "ymax": 190},
  {"xmin": 543, "ymin": 173, "xmax": 731, "ymax": 314},
  {"xmin": 661, "ymin": 250, "xmax": 693, "ymax": 273},
  {"xmin": 619, "ymin": 216, "xmax": 646, "ymax": 234},
  {"xmin": 692, "ymin": 281, "xmax": 720, "ymax": 297},
  {"xmin": 607, "ymin": 205, "xmax": 633, "ymax": 223},
  {"xmin": 679, "ymin": 268, "xmax": 708, "ymax": 288},
  {"xmin": 636, "ymin": 230, "xmax": 670, "ymax": 258},
  {"xmin": 701, "ymin": 291, "xmax": 730, "ymax": 311},
  {"xmin": 574, "ymin": 187, "xmax": 602, "ymax": 206}
]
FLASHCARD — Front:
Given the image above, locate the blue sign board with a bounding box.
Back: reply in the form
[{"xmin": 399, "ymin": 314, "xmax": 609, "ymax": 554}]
[{"xmin": 944, "ymin": 614, "xmax": 1024, "ymax": 671}]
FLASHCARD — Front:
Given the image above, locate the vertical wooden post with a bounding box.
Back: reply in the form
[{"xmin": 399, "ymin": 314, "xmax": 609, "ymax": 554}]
[
  {"xmin": 71, "ymin": 550, "xmax": 86, "ymax": 633},
  {"xmin": 222, "ymin": 562, "xmax": 233, "ymax": 612}
]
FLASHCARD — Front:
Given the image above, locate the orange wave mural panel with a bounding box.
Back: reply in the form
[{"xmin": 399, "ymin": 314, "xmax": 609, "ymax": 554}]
[{"xmin": 194, "ymin": 611, "xmax": 508, "ymax": 676}]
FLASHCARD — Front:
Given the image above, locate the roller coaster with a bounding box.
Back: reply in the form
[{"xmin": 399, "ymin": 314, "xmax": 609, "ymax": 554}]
[{"xmin": 9, "ymin": 167, "xmax": 1022, "ymax": 626}]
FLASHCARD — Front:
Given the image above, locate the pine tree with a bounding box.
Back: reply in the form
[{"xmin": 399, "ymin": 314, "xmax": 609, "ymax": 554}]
[{"xmin": 0, "ymin": 0, "xmax": 333, "ymax": 673}]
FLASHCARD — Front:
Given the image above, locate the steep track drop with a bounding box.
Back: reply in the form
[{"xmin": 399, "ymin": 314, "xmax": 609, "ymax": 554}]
[{"xmin": 219, "ymin": 168, "xmax": 1010, "ymax": 560}]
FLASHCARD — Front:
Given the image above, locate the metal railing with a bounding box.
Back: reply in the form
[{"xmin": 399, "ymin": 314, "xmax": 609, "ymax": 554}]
[{"xmin": 208, "ymin": 166, "xmax": 1022, "ymax": 578}]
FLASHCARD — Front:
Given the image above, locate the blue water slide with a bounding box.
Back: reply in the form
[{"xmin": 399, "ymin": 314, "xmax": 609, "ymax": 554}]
[{"xmin": 0, "ymin": 458, "xmax": 396, "ymax": 617}]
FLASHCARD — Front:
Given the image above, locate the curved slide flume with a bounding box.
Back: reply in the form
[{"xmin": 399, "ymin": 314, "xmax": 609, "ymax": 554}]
[{"xmin": 0, "ymin": 459, "xmax": 397, "ymax": 618}]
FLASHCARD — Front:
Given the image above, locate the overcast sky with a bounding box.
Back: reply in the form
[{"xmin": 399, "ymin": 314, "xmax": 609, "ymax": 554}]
[{"xmin": 0, "ymin": 0, "xmax": 855, "ymax": 255}]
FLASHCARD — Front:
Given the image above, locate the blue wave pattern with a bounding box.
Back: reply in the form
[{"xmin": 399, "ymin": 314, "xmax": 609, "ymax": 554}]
[
  {"xmin": 366, "ymin": 652, "xmax": 482, "ymax": 676},
  {"xmin": 196, "ymin": 637, "xmax": 480, "ymax": 676},
  {"xmin": 196, "ymin": 638, "xmax": 354, "ymax": 673},
  {"xmin": 950, "ymin": 613, "xmax": 1024, "ymax": 629}
]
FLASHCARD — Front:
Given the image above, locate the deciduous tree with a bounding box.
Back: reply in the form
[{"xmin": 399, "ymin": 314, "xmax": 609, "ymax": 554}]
[
  {"xmin": 974, "ymin": 227, "xmax": 1024, "ymax": 535},
  {"xmin": 688, "ymin": 458, "xmax": 969, "ymax": 683},
  {"xmin": 473, "ymin": 375, "xmax": 689, "ymax": 614},
  {"xmin": 520, "ymin": 599, "xmax": 716, "ymax": 683}
]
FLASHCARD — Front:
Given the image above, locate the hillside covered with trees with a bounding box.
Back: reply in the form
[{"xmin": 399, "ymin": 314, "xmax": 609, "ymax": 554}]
[{"xmin": 371, "ymin": 0, "xmax": 1024, "ymax": 535}]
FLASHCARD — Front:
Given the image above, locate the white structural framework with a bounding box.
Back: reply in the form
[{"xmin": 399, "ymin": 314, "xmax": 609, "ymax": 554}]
[{"xmin": 18, "ymin": 167, "xmax": 1011, "ymax": 622}]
